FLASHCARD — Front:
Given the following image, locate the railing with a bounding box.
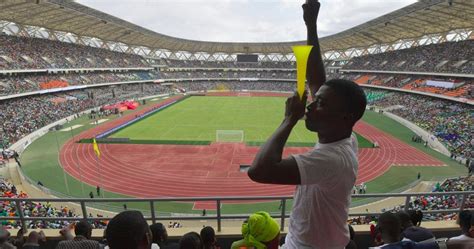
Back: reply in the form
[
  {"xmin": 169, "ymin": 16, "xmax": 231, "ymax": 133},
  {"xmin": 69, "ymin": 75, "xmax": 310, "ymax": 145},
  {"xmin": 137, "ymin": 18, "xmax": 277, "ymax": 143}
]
[{"xmin": 1, "ymin": 191, "xmax": 472, "ymax": 232}]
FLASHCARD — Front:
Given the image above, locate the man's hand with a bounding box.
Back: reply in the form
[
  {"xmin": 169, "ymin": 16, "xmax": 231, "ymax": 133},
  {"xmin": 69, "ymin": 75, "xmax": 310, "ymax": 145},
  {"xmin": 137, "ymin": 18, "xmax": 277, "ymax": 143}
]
[
  {"xmin": 285, "ymin": 91, "xmax": 307, "ymax": 124},
  {"xmin": 303, "ymin": 0, "xmax": 321, "ymax": 25}
]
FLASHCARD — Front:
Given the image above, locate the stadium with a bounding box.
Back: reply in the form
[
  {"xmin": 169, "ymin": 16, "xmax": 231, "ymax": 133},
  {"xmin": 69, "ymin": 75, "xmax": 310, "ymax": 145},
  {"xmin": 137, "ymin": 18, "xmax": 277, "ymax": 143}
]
[{"xmin": 0, "ymin": 0, "xmax": 473, "ymax": 248}]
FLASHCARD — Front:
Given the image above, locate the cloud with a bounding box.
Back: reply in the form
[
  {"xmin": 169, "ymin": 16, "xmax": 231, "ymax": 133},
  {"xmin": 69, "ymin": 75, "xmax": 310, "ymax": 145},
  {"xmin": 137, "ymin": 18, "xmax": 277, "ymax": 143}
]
[{"xmin": 77, "ymin": 0, "xmax": 417, "ymax": 42}]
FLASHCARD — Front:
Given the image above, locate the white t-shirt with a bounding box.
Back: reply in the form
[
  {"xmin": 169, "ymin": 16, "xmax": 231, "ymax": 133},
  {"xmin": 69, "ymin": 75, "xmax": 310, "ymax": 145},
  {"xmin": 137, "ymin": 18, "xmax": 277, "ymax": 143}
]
[
  {"xmin": 450, "ymin": 234, "xmax": 474, "ymax": 241},
  {"xmin": 285, "ymin": 134, "xmax": 358, "ymax": 249}
]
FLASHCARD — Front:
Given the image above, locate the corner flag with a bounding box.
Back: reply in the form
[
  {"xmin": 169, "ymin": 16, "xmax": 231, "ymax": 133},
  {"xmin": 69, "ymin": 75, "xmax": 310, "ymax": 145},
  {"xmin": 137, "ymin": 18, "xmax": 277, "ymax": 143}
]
[{"xmin": 92, "ymin": 138, "xmax": 101, "ymax": 157}]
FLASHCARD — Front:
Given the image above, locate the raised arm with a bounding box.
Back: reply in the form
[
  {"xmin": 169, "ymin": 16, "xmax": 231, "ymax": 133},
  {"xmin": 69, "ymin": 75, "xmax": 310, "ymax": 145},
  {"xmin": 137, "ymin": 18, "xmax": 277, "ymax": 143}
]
[
  {"xmin": 248, "ymin": 92, "xmax": 307, "ymax": 185},
  {"xmin": 303, "ymin": 0, "xmax": 326, "ymax": 97}
]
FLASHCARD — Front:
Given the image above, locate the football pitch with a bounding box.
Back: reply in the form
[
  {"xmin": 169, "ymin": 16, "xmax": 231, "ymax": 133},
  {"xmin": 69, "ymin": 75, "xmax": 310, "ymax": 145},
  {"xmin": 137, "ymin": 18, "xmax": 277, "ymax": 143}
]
[
  {"xmin": 20, "ymin": 96, "xmax": 468, "ymax": 214},
  {"xmin": 109, "ymin": 96, "xmax": 371, "ymax": 146}
]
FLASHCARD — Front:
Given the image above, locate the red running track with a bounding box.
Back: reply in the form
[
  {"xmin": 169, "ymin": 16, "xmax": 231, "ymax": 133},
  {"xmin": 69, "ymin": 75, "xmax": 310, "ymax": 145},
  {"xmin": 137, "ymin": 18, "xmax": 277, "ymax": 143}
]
[{"xmin": 59, "ymin": 96, "xmax": 445, "ymax": 209}]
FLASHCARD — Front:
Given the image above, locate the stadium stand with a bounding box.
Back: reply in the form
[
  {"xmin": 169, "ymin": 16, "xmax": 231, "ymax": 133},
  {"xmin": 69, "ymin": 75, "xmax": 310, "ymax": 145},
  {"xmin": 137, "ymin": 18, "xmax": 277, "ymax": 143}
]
[
  {"xmin": 343, "ymin": 40, "xmax": 474, "ymax": 74},
  {"xmin": 343, "ymin": 73, "xmax": 474, "ymax": 99},
  {"xmin": 0, "ymin": 178, "xmax": 106, "ymax": 230},
  {"xmin": 0, "ymin": 84, "xmax": 171, "ymax": 147},
  {"xmin": 174, "ymin": 81, "xmax": 294, "ymax": 92},
  {"xmin": 0, "ymin": 71, "xmax": 159, "ymax": 96},
  {"xmin": 161, "ymin": 59, "xmax": 294, "ymax": 69},
  {"xmin": 160, "ymin": 70, "xmax": 295, "ymax": 80},
  {"xmin": 0, "ymin": 35, "xmax": 147, "ymax": 70},
  {"xmin": 365, "ymin": 89, "xmax": 473, "ymax": 160},
  {"xmin": 348, "ymin": 177, "xmax": 474, "ymax": 225}
]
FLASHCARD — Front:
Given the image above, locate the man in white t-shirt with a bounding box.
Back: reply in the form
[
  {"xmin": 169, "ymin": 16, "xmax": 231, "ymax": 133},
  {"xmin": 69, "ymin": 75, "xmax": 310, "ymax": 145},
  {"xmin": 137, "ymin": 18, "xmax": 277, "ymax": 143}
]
[{"xmin": 247, "ymin": 1, "xmax": 367, "ymax": 248}]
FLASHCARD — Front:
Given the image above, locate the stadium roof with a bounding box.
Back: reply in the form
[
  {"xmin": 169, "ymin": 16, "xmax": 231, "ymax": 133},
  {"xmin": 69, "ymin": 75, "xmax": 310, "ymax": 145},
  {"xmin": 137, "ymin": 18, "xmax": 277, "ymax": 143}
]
[{"xmin": 0, "ymin": 0, "xmax": 473, "ymax": 55}]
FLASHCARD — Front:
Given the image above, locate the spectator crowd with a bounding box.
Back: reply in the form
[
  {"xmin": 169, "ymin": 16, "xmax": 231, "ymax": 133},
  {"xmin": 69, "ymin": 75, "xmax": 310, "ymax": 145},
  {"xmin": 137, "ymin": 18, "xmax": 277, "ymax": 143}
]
[
  {"xmin": 160, "ymin": 70, "xmax": 295, "ymax": 80},
  {"xmin": 0, "ymin": 71, "xmax": 159, "ymax": 96},
  {"xmin": 343, "ymin": 40, "xmax": 473, "ymax": 74},
  {"xmin": 1, "ymin": 83, "xmax": 172, "ymax": 146},
  {"xmin": 1, "ymin": 178, "xmax": 106, "ymax": 230},
  {"xmin": 348, "ymin": 177, "xmax": 473, "ymax": 226},
  {"xmin": 366, "ymin": 89, "xmax": 473, "ymax": 160},
  {"xmin": 160, "ymin": 59, "xmax": 294, "ymax": 69},
  {"xmin": 0, "ymin": 35, "xmax": 147, "ymax": 70}
]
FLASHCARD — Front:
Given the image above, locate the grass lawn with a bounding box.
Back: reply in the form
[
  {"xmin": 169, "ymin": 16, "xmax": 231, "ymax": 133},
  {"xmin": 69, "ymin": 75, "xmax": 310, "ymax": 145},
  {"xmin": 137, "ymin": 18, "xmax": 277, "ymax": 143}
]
[
  {"xmin": 19, "ymin": 96, "xmax": 468, "ymax": 215},
  {"xmin": 109, "ymin": 96, "xmax": 374, "ymax": 147}
]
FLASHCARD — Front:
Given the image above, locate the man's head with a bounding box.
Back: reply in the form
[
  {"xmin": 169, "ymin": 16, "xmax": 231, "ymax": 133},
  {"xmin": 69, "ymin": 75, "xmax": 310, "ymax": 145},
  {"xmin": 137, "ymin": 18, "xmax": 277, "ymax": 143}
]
[
  {"xmin": 233, "ymin": 211, "xmax": 280, "ymax": 249},
  {"xmin": 0, "ymin": 226, "xmax": 9, "ymax": 243},
  {"xmin": 149, "ymin": 223, "xmax": 167, "ymax": 244},
  {"xmin": 378, "ymin": 212, "xmax": 402, "ymax": 244},
  {"xmin": 407, "ymin": 210, "xmax": 423, "ymax": 227},
  {"xmin": 179, "ymin": 232, "xmax": 201, "ymax": 249},
  {"xmin": 200, "ymin": 226, "xmax": 216, "ymax": 247},
  {"xmin": 75, "ymin": 221, "xmax": 93, "ymax": 239},
  {"xmin": 106, "ymin": 211, "xmax": 151, "ymax": 249},
  {"xmin": 396, "ymin": 211, "xmax": 414, "ymax": 230},
  {"xmin": 26, "ymin": 231, "xmax": 40, "ymax": 244},
  {"xmin": 458, "ymin": 210, "xmax": 473, "ymax": 235},
  {"xmin": 305, "ymin": 79, "xmax": 366, "ymax": 133}
]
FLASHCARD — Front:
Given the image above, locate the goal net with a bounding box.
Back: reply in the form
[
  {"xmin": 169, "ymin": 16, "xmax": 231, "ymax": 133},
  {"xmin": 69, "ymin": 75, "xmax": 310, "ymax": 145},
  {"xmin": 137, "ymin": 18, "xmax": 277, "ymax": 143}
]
[{"xmin": 216, "ymin": 130, "xmax": 244, "ymax": 143}]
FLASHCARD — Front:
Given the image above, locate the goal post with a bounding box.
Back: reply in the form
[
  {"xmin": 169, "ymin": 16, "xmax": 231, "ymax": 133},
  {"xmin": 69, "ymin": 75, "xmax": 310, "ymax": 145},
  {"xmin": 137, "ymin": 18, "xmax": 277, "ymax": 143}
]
[{"xmin": 216, "ymin": 130, "xmax": 244, "ymax": 143}]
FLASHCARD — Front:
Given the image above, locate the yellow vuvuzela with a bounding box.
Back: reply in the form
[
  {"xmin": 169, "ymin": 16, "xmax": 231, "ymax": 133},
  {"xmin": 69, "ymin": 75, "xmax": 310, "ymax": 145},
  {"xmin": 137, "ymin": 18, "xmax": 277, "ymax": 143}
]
[{"xmin": 292, "ymin": 45, "xmax": 313, "ymax": 100}]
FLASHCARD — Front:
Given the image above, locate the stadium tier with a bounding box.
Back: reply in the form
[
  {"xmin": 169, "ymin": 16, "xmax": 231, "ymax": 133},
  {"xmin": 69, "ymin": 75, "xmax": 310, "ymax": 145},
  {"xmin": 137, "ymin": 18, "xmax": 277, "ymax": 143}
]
[
  {"xmin": 160, "ymin": 59, "xmax": 295, "ymax": 69},
  {"xmin": 0, "ymin": 71, "xmax": 159, "ymax": 96},
  {"xmin": 1, "ymin": 84, "xmax": 171, "ymax": 146},
  {"xmin": 0, "ymin": 35, "xmax": 147, "ymax": 70},
  {"xmin": 364, "ymin": 89, "xmax": 472, "ymax": 160},
  {"xmin": 0, "ymin": 33, "xmax": 472, "ymax": 160},
  {"xmin": 342, "ymin": 73, "xmax": 474, "ymax": 99},
  {"xmin": 342, "ymin": 40, "xmax": 474, "ymax": 74}
]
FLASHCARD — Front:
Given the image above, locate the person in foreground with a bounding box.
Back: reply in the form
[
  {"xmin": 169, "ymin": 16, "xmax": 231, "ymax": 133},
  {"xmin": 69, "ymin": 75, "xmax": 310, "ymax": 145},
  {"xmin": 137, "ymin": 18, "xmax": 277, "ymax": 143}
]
[{"xmin": 248, "ymin": 0, "xmax": 366, "ymax": 248}]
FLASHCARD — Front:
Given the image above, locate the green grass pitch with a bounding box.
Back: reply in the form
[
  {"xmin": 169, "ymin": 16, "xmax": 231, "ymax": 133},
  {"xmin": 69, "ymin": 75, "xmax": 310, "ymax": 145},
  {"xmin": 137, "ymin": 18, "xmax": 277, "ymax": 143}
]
[{"xmin": 109, "ymin": 96, "xmax": 372, "ymax": 147}]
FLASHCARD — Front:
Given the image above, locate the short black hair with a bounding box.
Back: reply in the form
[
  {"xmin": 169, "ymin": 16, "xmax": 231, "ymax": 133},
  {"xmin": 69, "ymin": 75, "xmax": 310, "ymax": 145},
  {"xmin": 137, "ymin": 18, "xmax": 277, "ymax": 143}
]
[
  {"xmin": 75, "ymin": 221, "xmax": 92, "ymax": 238},
  {"xmin": 179, "ymin": 232, "xmax": 201, "ymax": 249},
  {"xmin": 106, "ymin": 211, "xmax": 149, "ymax": 249},
  {"xmin": 324, "ymin": 79, "xmax": 367, "ymax": 124},
  {"xmin": 378, "ymin": 212, "xmax": 401, "ymax": 241},
  {"xmin": 458, "ymin": 210, "xmax": 472, "ymax": 233},
  {"xmin": 396, "ymin": 211, "xmax": 413, "ymax": 229},
  {"xmin": 407, "ymin": 210, "xmax": 423, "ymax": 226},
  {"xmin": 200, "ymin": 226, "xmax": 216, "ymax": 248},
  {"xmin": 150, "ymin": 223, "xmax": 166, "ymax": 244}
]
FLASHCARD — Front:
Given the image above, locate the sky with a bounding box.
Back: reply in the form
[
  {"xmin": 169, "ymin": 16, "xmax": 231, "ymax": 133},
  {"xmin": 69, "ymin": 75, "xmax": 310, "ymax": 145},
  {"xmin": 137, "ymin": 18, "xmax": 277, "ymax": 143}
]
[{"xmin": 77, "ymin": 0, "xmax": 417, "ymax": 43}]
